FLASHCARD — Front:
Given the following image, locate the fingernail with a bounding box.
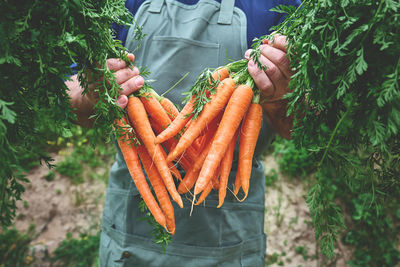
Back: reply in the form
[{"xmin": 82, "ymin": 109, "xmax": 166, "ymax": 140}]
[
  {"xmin": 244, "ymin": 50, "xmax": 251, "ymax": 59},
  {"xmin": 135, "ymin": 76, "xmax": 144, "ymax": 87},
  {"xmin": 128, "ymin": 53, "xmax": 135, "ymax": 62},
  {"xmin": 117, "ymin": 95, "xmax": 127, "ymax": 106},
  {"xmin": 248, "ymin": 60, "xmax": 255, "ymax": 67},
  {"xmin": 132, "ymin": 67, "xmax": 139, "ymax": 75}
]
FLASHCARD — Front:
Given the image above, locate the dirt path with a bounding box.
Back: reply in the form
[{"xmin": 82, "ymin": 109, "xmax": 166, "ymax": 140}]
[
  {"xmin": 14, "ymin": 152, "xmax": 349, "ymax": 266},
  {"xmin": 263, "ymin": 154, "xmax": 318, "ymax": 266},
  {"xmin": 15, "ymin": 153, "xmax": 106, "ymax": 260}
]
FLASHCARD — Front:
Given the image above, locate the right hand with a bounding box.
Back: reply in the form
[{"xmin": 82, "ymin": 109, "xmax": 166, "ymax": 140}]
[
  {"xmin": 67, "ymin": 53, "xmax": 144, "ymax": 126},
  {"xmin": 86, "ymin": 53, "xmax": 144, "ymax": 109}
]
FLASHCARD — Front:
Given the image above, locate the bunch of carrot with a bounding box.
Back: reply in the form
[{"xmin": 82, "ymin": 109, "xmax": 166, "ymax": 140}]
[{"xmin": 115, "ymin": 60, "xmax": 262, "ymax": 234}]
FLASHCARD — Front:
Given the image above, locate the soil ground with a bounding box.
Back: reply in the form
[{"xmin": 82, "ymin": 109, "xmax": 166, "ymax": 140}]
[{"xmin": 14, "ymin": 152, "xmax": 351, "ymax": 266}]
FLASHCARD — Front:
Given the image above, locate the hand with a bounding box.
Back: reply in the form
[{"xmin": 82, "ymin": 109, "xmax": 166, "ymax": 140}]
[
  {"xmin": 85, "ymin": 53, "xmax": 144, "ymax": 109},
  {"xmin": 67, "ymin": 53, "xmax": 144, "ymax": 126},
  {"xmin": 245, "ymin": 34, "xmax": 294, "ymax": 139}
]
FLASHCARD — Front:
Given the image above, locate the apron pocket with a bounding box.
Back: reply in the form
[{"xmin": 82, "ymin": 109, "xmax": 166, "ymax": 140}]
[
  {"xmin": 102, "ymin": 188, "xmax": 155, "ymax": 237},
  {"xmin": 101, "ymin": 217, "xmax": 265, "ymax": 267},
  {"xmin": 143, "ymin": 35, "xmax": 220, "ymax": 105}
]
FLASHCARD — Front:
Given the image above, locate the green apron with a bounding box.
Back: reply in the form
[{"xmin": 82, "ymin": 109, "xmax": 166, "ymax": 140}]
[{"xmin": 100, "ymin": 0, "xmax": 275, "ymax": 266}]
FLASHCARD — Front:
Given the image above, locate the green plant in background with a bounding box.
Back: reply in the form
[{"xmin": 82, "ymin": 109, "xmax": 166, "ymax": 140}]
[
  {"xmin": 56, "ymin": 156, "xmax": 84, "ymax": 184},
  {"xmin": 272, "ymin": 137, "xmax": 314, "ymax": 178},
  {"xmin": 54, "ymin": 125, "xmax": 117, "ymax": 184},
  {"xmin": 265, "ymin": 168, "xmax": 279, "ymax": 187},
  {"xmin": 272, "ymin": 136, "xmax": 400, "ymax": 265},
  {"xmin": 342, "ymin": 191, "xmax": 400, "ymax": 266},
  {"xmin": 0, "ymin": 225, "xmax": 35, "ymax": 266},
  {"xmin": 50, "ymin": 232, "xmax": 100, "ymax": 267},
  {"xmin": 44, "ymin": 170, "xmax": 55, "ymax": 182},
  {"xmin": 295, "ymin": 246, "xmax": 310, "ymax": 261},
  {"xmin": 265, "ymin": 0, "xmax": 400, "ymax": 261}
]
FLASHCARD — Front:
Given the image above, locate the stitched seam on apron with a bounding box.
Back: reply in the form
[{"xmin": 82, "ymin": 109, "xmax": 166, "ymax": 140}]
[
  {"xmin": 165, "ymin": 0, "xmax": 220, "ymax": 11},
  {"xmin": 152, "ymin": 36, "xmax": 220, "ymax": 48}
]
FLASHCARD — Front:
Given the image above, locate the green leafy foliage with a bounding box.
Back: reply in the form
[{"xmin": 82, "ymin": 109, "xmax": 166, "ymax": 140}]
[
  {"xmin": 272, "ymin": 137, "xmax": 314, "ymax": 178},
  {"xmin": 138, "ymin": 199, "xmax": 171, "ymax": 253},
  {"xmin": 273, "ymin": 138, "xmax": 400, "ymax": 265},
  {"xmin": 269, "ymin": 0, "xmax": 400, "ymax": 260},
  {"xmin": 54, "ymin": 125, "xmax": 116, "ymax": 184},
  {"xmin": 50, "ymin": 232, "xmax": 100, "ymax": 267},
  {"xmin": 0, "ymin": 0, "xmax": 134, "ymax": 227},
  {"xmin": 0, "ymin": 225, "xmax": 35, "ymax": 266},
  {"xmin": 265, "ymin": 168, "xmax": 278, "ymax": 187}
]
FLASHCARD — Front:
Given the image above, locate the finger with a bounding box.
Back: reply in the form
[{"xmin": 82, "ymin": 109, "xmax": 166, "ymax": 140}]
[
  {"xmin": 260, "ymin": 44, "xmax": 293, "ymax": 79},
  {"xmin": 244, "ymin": 49, "xmax": 251, "ymax": 60},
  {"xmin": 106, "ymin": 58, "xmax": 128, "ymax": 71},
  {"xmin": 268, "ymin": 33, "xmax": 289, "ymax": 53},
  {"xmin": 258, "ymin": 54, "xmax": 289, "ymax": 98},
  {"xmin": 119, "ymin": 75, "xmax": 144, "ymax": 96},
  {"xmin": 247, "ymin": 59, "xmax": 274, "ymax": 97},
  {"xmin": 127, "ymin": 53, "xmax": 135, "ymax": 62},
  {"xmin": 116, "ymin": 95, "xmax": 128, "ymax": 109},
  {"xmin": 114, "ymin": 66, "xmax": 139, "ymax": 85}
]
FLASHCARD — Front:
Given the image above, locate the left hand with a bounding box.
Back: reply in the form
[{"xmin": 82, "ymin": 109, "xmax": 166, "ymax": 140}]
[{"xmin": 245, "ymin": 33, "xmax": 294, "ymax": 139}]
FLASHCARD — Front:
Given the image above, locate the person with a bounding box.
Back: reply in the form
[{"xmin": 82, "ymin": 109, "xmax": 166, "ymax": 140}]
[{"xmin": 67, "ymin": 0, "xmax": 300, "ymax": 266}]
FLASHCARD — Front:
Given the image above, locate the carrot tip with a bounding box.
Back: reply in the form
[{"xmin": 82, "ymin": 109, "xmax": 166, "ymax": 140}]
[
  {"xmin": 165, "ymin": 225, "xmax": 175, "ymax": 235},
  {"xmin": 233, "ymin": 187, "xmax": 240, "ymax": 196},
  {"xmin": 176, "ymin": 197, "xmax": 184, "ymax": 208},
  {"xmin": 238, "ymin": 193, "xmax": 248, "ymax": 203},
  {"xmin": 166, "ymin": 154, "xmax": 175, "ymax": 162},
  {"xmin": 193, "ymin": 186, "xmax": 202, "ymax": 196}
]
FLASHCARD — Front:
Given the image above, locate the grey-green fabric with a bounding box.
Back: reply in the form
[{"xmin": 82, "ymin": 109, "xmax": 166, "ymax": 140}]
[{"xmin": 100, "ymin": 0, "xmax": 274, "ymax": 266}]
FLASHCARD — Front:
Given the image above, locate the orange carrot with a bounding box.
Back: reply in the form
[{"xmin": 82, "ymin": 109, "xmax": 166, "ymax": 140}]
[
  {"xmin": 156, "ymin": 68, "xmax": 229, "ymax": 144},
  {"xmin": 210, "ymin": 67, "xmax": 229, "ymax": 83},
  {"xmin": 238, "ymin": 102, "xmax": 263, "ymax": 200},
  {"xmin": 150, "ymin": 117, "xmax": 177, "ymax": 152},
  {"xmin": 137, "ymin": 145, "xmax": 176, "ymax": 234},
  {"xmin": 115, "ymin": 119, "xmax": 167, "ymax": 228},
  {"xmin": 190, "ymin": 110, "xmax": 222, "ymax": 152},
  {"xmin": 218, "ymin": 128, "xmax": 239, "ymax": 208},
  {"xmin": 213, "ymin": 177, "xmax": 220, "ymax": 190},
  {"xmin": 192, "ymin": 134, "xmax": 205, "ymax": 151},
  {"xmin": 178, "ymin": 168, "xmax": 200, "ymax": 194},
  {"xmin": 142, "ymin": 107, "xmax": 182, "ymax": 181},
  {"xmin": 156, "ymin": 96, "xmax": 194, "ymax": 144},
  {"xmin": 160, "ymin": 97, "xmax": 179, "ymax": 120},
  {"xmin": 196, "ymin": 164, "xmax": 221, "ymax": 205},
  {"xmin": 167, "ymin": 77, "xmax": 236, "ymax": 162},
  {"xmin": 177, "ymin": 118, "xmax": 219, "ymax": 194},
  {"xmin": 160, "ymin": 145, "xmax": 182, "ymax": 182},
  {"xmin": 140, "ymin": 92, "xmax": 171, "ymax": 129},
  {"xmin": 194, "ymin": 84, "xmax": 253, "ymax": 195},
  {"xmin": 234, "ymin": 164, "xmax": 242, "ymax": 195},
  {"xmin": 150, "ymin": 117, "xmax": 196, "ymax": 167},
  {"xmin": 127, "ymin": 96, "xmax": 183, "ymax": 208}
]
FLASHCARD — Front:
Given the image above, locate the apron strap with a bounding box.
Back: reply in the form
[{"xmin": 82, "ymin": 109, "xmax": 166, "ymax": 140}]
[
  {"xmin": 218, "ymin": 0, "xmax": 235, "ymax": 25},
  {"xmin": 149, "ymin": 0, "xmax": 164, "ymax": 13}
]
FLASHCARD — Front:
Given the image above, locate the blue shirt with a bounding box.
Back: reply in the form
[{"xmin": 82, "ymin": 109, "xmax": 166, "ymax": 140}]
[{"xmin": 113, "ymin": 0, "xmax": 301, "ymax": 48}]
